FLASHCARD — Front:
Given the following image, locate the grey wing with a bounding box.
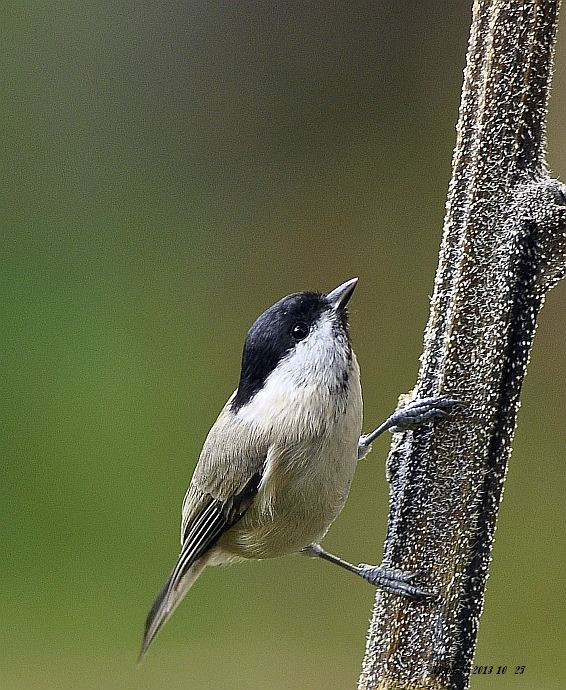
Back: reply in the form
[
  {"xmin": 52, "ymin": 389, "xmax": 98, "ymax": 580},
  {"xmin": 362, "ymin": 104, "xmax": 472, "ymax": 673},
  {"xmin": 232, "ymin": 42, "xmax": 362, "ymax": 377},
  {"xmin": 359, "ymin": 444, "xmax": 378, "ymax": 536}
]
[
  {"xmin": 180, "ymin": 397, "xmax": 268, "ymax": 542},
  {"xmin": 163, "ymin": 468, "xmax": 263, "ymax": 604},
  {"xmin": 141, "ymin": 403, "xmax": 266, "ymax": 658},
  {"xmin": 179, "ymin": 469, "xmax": 263, "ymax": 567},
  {"xmin": 178, "ymin": 398, "xmax": 268, "ymax": 581}
]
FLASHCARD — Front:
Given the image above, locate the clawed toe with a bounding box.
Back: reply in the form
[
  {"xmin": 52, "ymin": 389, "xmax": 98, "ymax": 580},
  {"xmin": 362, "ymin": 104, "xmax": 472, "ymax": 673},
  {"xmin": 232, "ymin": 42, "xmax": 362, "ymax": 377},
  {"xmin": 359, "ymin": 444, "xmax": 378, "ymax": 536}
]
[
  {"xmin": 389, "ymin": 395, "xmax": 463, "ymax": 433},
  {"xmin": 356, "ymin": 564, "xmax": 437, "ymax": 600},
  {"xmin": 357, "ymin": 395, "xmax": 464, "ymax": 454}
]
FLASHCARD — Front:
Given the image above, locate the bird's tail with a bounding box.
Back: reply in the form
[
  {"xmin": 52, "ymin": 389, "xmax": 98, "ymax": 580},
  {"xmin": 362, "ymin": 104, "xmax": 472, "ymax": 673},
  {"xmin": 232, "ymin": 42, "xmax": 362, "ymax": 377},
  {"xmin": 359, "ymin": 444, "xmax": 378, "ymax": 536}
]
[{"xmin": 139, "ymin": 558, "xmax": 207, "ymax": 662}]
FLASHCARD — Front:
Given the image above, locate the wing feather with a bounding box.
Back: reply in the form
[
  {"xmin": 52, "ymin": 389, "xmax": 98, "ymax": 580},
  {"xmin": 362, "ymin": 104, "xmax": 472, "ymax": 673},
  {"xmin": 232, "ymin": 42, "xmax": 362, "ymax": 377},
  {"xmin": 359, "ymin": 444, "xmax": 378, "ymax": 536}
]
[
  {"xmin": 141, "ymin": 399, "xmax": 268, "ymax": 659},
  {"xmin": 181, "ymin": 396, "xmax": 268, "ymax": 540}
]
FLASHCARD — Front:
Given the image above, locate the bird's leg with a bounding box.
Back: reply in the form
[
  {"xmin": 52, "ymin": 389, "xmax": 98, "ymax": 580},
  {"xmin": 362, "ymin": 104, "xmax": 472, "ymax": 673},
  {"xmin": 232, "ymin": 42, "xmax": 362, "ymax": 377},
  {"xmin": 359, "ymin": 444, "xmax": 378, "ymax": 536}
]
[
  {"xmin": 302, "ymin": 543, "xmax": 435, "ymax": 600},
  {"xmin": 357, "ymin": 395, "xmax": 460, "ymax": 460}
]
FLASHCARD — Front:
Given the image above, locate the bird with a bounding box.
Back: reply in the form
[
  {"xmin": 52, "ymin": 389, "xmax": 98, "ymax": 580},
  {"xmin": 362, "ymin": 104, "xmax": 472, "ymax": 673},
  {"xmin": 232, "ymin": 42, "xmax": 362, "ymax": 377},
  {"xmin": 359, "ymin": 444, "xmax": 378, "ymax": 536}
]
[{"xmin": 140, "ymin": 277, "xmax": 456, "ymax": 659}]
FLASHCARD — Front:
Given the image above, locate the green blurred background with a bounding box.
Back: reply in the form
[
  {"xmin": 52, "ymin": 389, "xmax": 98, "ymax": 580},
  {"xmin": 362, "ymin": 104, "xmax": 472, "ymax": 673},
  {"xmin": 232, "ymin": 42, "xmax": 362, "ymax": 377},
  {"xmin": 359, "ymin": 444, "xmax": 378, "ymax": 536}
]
[{"xmin": 2, "ymin": 2, "xmax": 566, "ymax": 689}]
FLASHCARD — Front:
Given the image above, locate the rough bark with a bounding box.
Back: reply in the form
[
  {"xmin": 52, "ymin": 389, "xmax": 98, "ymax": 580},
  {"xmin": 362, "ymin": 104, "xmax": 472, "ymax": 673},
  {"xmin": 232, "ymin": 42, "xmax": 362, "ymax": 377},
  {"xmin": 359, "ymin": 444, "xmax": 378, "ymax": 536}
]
[{"xmin": 358, "ymin": 1, "xmax": 566, "ymax": 689}]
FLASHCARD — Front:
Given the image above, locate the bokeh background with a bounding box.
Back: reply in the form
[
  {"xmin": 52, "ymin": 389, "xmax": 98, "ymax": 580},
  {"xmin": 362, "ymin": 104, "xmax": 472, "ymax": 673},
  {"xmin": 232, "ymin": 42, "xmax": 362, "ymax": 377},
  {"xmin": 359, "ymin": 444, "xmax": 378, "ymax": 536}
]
[{"xmin": 2, "ymin": 2, "xmax": 566, "ymax": 689}]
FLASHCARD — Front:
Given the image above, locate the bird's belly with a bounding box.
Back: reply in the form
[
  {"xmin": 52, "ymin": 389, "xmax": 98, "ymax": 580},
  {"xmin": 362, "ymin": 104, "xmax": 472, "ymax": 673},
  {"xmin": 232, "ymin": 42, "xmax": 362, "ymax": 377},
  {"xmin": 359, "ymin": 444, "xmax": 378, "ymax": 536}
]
[{"xmin": 218, "ymin": 441, "xmax": 359, "ymax": 559}]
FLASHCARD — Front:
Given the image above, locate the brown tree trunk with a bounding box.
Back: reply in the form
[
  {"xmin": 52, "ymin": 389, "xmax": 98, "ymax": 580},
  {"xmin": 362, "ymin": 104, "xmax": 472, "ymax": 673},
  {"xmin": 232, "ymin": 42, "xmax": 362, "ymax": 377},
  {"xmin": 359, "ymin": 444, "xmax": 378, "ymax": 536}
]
[{"xmin": 358, "ymin": 2, "xmax": 566, "ymax": 689}]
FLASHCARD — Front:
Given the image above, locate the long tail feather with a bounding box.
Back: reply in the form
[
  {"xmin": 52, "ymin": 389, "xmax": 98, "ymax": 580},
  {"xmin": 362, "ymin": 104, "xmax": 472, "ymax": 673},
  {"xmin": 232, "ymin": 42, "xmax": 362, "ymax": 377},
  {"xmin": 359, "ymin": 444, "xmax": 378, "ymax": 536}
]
[{"xmin": 139, "ymin": 558, "xmax": 206, "ymax": 662}]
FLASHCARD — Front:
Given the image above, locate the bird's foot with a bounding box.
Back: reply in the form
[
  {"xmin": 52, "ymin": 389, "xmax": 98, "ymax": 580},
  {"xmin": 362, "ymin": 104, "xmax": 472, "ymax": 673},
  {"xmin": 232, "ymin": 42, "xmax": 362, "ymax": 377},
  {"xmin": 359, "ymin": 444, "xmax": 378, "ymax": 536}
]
[
  {"xmin": 386, "ymin": 395, "xmax": 461, "ymax": 433},
  {"xmin": 355, "ymin": 563, "xmax": 436, "ymax": 600}
]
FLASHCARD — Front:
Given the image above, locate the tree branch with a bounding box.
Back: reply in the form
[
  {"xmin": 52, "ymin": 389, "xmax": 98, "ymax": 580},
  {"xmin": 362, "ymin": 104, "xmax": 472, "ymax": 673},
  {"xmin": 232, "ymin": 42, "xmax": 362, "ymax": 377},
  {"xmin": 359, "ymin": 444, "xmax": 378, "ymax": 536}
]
[{"xmin": 358, "ymin": 2, "xmax": 566, "ymax": 689}]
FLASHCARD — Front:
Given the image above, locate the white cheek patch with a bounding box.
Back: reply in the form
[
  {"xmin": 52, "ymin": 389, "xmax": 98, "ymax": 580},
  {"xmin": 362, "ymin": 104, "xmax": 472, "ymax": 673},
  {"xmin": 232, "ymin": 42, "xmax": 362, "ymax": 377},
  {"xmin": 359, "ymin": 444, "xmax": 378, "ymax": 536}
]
[
  {"xmin": 235, "ymin": 312, "xmax": 350, "ymax": 434},
  {"xmin": 293, "ymin": 314, "xmax": 349, "ymax": 387}
]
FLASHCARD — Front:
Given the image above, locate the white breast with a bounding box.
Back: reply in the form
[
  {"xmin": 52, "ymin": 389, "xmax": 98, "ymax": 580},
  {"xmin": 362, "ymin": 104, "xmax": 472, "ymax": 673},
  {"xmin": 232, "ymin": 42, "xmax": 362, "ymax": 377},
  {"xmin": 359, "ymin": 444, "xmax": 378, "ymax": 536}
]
[{"xmin": 224, "ymin": 351, "xmax": 363, "ymax": 559}]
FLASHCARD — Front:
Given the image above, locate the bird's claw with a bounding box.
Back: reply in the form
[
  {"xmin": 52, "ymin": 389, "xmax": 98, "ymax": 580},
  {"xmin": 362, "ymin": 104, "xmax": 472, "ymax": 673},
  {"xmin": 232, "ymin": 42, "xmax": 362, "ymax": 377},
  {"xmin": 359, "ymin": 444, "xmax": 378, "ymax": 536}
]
[
  {"xmin": 388, "ymin": 395, "xmax": 462, "ymax": 434},
  {"xmin": 356, "ymin": 563, "xmax": 436, "ymax": 600}
]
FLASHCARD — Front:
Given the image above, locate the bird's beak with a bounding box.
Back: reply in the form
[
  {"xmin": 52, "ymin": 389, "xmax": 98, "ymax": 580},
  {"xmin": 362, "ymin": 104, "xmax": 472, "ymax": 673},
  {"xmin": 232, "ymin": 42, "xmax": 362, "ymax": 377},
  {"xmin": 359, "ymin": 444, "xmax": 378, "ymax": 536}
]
[{"xmin": 326, "ymin": 277, "xmax": 358, "ymax": 311}]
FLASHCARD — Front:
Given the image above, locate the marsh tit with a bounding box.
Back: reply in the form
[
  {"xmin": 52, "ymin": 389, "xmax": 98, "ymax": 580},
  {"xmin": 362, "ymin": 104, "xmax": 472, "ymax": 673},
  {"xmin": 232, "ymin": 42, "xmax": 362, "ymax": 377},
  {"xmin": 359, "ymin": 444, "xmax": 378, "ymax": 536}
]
[{"xmin": 140, "ymin": 278, "xmax": 456, "ymax": 659}]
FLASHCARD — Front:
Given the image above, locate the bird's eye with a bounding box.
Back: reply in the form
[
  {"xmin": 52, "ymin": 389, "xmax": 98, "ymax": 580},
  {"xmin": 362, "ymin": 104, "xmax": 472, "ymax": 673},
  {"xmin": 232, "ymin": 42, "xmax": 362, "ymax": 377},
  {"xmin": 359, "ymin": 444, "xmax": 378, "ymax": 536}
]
[{"xmin": 291, "ymin": 322, "xmax": 309, "ymax": 341}]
